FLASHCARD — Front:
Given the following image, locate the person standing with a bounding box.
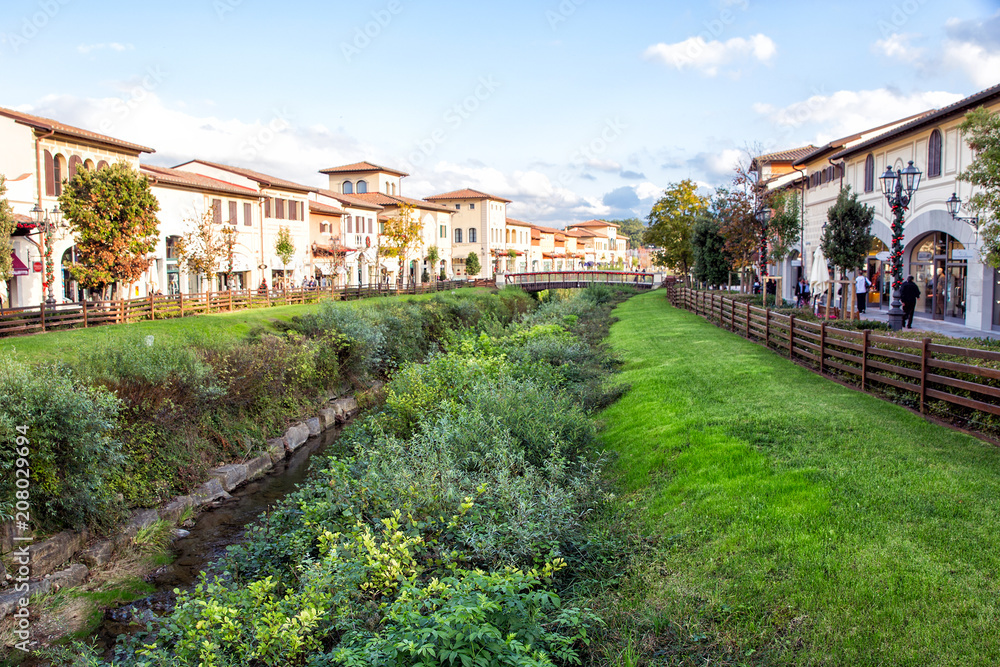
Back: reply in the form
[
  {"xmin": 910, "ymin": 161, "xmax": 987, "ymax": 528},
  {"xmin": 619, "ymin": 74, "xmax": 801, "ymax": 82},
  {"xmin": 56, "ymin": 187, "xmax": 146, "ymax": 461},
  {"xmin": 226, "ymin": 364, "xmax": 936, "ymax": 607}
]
[
  {"xmin": 795, "ymin": 277, "xmax": 811, "ymax": 308},
  {"xmin": 900, "ymin": 275, "xmax": 920, "ymax": 329},
  {"xmin": 854, "ymin": 272, "xmax": 872, "ymax": 315}
]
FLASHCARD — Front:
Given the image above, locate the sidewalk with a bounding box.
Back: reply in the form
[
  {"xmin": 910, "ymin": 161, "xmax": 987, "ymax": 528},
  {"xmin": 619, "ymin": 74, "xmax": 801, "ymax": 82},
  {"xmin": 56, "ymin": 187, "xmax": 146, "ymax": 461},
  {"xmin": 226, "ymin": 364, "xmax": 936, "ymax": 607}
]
[{"xmin": 860, "ymin": 308, "xmax": 1000, "ymax": 340}]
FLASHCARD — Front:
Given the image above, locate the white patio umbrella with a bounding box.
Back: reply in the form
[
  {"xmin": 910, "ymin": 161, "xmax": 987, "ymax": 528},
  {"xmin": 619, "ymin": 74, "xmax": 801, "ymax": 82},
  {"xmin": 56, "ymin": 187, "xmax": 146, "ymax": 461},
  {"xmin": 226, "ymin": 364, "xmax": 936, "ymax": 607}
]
[{"xmin": 809, "ymin": 246, "xmax": 829, "ymax": 297}]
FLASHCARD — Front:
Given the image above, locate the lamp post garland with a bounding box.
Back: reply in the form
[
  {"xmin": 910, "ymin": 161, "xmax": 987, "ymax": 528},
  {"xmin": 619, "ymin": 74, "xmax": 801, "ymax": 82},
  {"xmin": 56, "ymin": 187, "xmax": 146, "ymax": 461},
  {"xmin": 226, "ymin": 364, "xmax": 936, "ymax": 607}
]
[
  {"xmin": 30, "ymin": 204, "xmax": 64, "ymax": 305},
  {"xmin": 879, "ymin": 160, "xmax": 922, "ymax": 331}
]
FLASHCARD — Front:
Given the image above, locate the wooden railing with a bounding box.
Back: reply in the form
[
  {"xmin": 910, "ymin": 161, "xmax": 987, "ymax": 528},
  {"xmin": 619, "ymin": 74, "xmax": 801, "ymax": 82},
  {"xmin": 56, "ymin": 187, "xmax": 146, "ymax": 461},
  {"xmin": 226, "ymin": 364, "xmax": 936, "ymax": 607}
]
[
  {"xmin": 506, "ymin": 271, "xmax": 656, "ymax": 290},
  {"xmin": 0, "ymin": 280, "xmax": 474, "ymax": 340},
  {"xmin": 669, "ymin": 286, "xmax": 1000, "ymax": 422}
]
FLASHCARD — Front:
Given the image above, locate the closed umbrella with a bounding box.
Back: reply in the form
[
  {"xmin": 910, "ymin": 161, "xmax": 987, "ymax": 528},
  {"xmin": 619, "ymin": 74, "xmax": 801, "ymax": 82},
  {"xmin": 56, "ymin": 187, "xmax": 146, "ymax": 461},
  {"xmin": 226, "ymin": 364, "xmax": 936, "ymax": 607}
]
[{"xmin": 809, "ymin": 246, "xmax": 829, "ymax": 297}]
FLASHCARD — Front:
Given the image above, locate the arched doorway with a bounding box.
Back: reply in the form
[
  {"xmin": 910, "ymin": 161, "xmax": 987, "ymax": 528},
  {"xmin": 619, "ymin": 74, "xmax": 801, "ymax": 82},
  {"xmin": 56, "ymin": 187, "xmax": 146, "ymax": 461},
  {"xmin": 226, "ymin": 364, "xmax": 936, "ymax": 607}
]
[
  {"xmin": 908, "ymin": 231, "xmax": 967, "ymax": 322},
  {"xmin": 61, "ymin": 246, "xmax": 81, "ymax": 302},
  {"xmin": 865, "ymin": 237, "xmax": 889, "ymax": 309},
  {"xmin": 165, "ymin": 235, "xmax": 182, "ymax": 295}
]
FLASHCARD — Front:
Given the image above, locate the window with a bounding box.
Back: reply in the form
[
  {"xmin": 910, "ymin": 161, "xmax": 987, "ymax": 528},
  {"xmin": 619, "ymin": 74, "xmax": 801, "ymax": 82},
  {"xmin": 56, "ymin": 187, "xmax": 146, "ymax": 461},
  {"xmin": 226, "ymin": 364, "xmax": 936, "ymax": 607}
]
[
  {"xmin": 96, "ymin": 160, "xmax": 109, "ymax": 171},
  {"xmin": 319, "ymin": 221, "xmax": 328, "ymax": 234},
  {"xmin": 469, "ymin": 228, "xmax": 477, "ymax": 243},
  {"xmin": 212, "ymin": 199, "xmax": 222, "ymax": 224},
  {"xmin": 455, "ymin": 228, "xmax": 463, "ymax": 243},
  {"xmin": 470, "ymin": 203, "xmax": 475, "ymax": 210},
  {"xmin": 346, "ymin": 215, "xmax": 353, "ymax": 234},
  {"xmin": 368, "ymin": 218, "xmax": 374, "ymax": 234},
  {"xmin": 391, "ymin": 183, "xmax": 396, "ymax": 195},
  {"xmin": 440, "ymin": 224, "xmax": 446, "ymax": 238},
  {"xmin": 455, "ymin": 204, "xmax": 461, "ymax": 210},
  {"xmin": 864, "ymin": 154, "xmax": 875, "ymax": 193},
  {"xmin": 357, "ymin": 180, "xmax": 368, "ymax": 194},
  {"xmin": 264, "ymin": 198, "xmax": 272, "ymax": 218},
  {"xmin": 343, "ymin": 181, "xmax": 353, "ymax": 194},
  {"xmin": 53, "ymin": 154, "xmax": 65, "ymax": 196},
  {"xmin": 244, "ymin": 202, "xmax": 253, "ymax": 226},
  {"xmin": 276, "ymin": 199, "xmax": 285, "ymax": 219},
  {"xmin": 69, "ymin": 155, "xmax": 82, "ymax": 179},
  {"xmin": 229, "ymin": 201, "xmax": 238, "ymax": 225},
  {"xmin": 928, "ymin": 129, "xmax": 942, "ymax": 178},
  {"xmin": 166, "ymin": 236, "xmax": 180, "ymax": 259},
  {"xmin": 44, "ymin": 150, "xmax": 54, "ymax": 196}
]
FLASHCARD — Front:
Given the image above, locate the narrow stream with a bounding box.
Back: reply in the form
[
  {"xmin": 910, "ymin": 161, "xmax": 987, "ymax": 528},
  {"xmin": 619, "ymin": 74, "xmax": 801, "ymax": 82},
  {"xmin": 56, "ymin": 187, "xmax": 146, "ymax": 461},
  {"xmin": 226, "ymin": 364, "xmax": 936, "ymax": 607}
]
[{"xmin": 92, "ymin": 425, "xmax": 346, "ymax": 657}]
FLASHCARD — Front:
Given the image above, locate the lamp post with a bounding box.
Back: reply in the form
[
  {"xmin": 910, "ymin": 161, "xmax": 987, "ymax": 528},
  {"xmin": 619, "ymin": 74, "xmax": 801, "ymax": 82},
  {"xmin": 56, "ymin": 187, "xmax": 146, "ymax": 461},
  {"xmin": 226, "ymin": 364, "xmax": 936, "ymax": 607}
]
[
  {"xmin": 946, "ymin": 192, "xmax": 980, "ymax": 238},
  {"xmin": 756, "ymin": 206, "xmax": 773, "ymax": 302},
  {"xmin": 30, "ymin": 203, "xmax": 64, "ymax": 305},
  {"xmin": 879, "ymin": 160, "xmax": 922, "ymax": 331}
]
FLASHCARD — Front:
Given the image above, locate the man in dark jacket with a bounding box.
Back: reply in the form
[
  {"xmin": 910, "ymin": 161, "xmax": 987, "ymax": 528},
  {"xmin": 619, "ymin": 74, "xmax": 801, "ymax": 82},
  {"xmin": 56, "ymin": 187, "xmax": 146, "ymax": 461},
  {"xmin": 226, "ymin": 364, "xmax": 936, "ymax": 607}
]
[{"xmin": 900, "ymin": 275, "xmax": 920, "ymax": 328}]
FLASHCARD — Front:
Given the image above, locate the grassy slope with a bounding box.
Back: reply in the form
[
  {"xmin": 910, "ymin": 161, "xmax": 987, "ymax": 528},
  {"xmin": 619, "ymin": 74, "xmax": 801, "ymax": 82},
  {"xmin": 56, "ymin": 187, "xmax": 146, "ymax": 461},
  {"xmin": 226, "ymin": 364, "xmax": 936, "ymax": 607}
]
[
  {"xmin": 599, "ymin": 292, "xmax": 1000, "ymax": 666},
  {"xmin": 0, "ymin": 289, "xmax": 486, "ymax": 366}
]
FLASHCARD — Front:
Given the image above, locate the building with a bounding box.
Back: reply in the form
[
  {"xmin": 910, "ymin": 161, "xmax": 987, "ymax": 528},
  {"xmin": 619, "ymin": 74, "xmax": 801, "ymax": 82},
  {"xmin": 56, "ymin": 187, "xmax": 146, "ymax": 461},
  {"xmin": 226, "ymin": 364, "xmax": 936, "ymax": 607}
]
[
  {"xmin": 503, "ymin": 218, "xmax": 533, "ymax": 273},
  {"xmin": 565, "ymin": 220, "xmax": 628, "ymax": 267},
  {"xmin": 424, "ymin": 189, "xmax": 511, "ymax": 278},
  {"xmin": 0, "ymin": 106, "xmax": 155, "ymax": 307}
]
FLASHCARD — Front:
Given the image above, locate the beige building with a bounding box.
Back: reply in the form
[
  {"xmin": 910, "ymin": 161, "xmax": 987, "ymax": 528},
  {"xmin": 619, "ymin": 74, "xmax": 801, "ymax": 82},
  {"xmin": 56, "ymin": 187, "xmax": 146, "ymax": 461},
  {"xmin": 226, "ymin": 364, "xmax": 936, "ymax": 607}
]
[
  {"xmin": 565, "ymin": 220, "xmax": 628, "ymax": 267},
  {"xmin": 503, "ymin": 218, "xmax": 534, "ymax": 273},
  {"xmin": 424, "ymin": 188, "xmax": 510, "ymax": 278}
]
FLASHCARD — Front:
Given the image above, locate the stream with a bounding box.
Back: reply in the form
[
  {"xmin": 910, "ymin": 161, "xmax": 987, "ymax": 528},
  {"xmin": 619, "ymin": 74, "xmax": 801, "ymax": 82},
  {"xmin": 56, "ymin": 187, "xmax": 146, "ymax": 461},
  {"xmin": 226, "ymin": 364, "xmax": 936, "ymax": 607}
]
[{"xmin": 89, "ymin": 425, "xmax": 345, "ymax": 658}]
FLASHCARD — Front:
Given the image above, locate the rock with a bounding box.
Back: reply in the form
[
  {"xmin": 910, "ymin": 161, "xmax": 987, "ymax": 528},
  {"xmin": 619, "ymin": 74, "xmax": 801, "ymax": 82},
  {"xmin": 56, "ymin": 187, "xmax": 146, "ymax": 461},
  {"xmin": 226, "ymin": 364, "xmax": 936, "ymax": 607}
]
[
  {"xmin": 305, "ymin": 416, "xmax": 321, "ymax": 436},
  {"xmin": 0, "ymin": 560, "xmax": 6, "ymax": 582},
  {"xmin": 246, "ymin": 454, "xmax": 272, "ymax": 481},
  {"xmin": 332, "ymin": 397, "xmax": 359, "ymax": 423},
  {"xmin": 160, "ymin": 496, "xmax": 195, "ymax": 524},
  {"xmin": 28, "ymin": 531, "xmax": 83, "ymax": 577},
  {"xmin": 318, "ymin": 407, "xmax": 338, "ymax": 429},
  {"xmin": 172, "ymin": 529, "xmax": 190, "ymax": 539},
  {"xmin": 207, "ymin": 464, "xmax": 249, "ymax": 493},
  {"xmin": 124, "ymin": 509, "xmax": 161, "ymax": 537},
  {"xmin": 79, "ymin": 540, "xmax": 114, "ymax": 569},
  {"xmin": 190, "ymin": 478, "xmax": 231, "ymax": 506},
  {"xmin": 266, "ymin": 437, "xmax": 288, "ymax": 464},
  {"xmin": 48, "ymin": 563, "xmax": 88, "ymax": 590},
  {"xmin": 284, "ymin": 422, "xmax": 310, "ymax": 452},
  {"xmin": 0, "ymin": 579, "xmax": 50, "ymax": 619}
]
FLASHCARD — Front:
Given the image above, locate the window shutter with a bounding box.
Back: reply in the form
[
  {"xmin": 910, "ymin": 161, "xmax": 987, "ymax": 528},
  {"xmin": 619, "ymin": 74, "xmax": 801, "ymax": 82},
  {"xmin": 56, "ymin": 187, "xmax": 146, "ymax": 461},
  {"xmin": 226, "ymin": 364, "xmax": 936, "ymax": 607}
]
[
  {"xmin": 264, "ymin": 198, "xmax": 271, "ymax": 218},
  {"xmin": 346, "ymin": 215, "xmax": 352, "ymax": 233},
  {"xmin": 212, "ymin": 199, "xmax": 222, "ymax": 225},
  {"xmin": 44, "ymin": 150, "xmax": 55, "ymax": 196},
  {"xmin": 229, "ymin": 201, "xmax": 238, "ymax": 225},
  {"xmin": 244, "ymin": 203, "xmax": 253, "ymax": 226},
  {"xmin": 276, "ymin": 199, "xmax": 285, "ymax": 219}
]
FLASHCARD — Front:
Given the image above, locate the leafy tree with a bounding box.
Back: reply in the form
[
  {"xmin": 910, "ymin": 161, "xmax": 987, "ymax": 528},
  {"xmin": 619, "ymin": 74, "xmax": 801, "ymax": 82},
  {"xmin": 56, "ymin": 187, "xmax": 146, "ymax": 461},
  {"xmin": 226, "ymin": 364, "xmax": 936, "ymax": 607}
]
[
  {"xmin": 315, "ymin": 235, "xmax": 347, "ymax": 286},
  {"xmin": 765, "ymin": 190, "xmax": 801, "ymax": 262},
  {"xmin": 426, "ymin": 245, "xmax": 440, "ymax": 284},
  {"xmin": 607, "ymin": 217, "xmax": 646, "ymax": 249},
  {"xmin": 959, "ymin": 106, "xmax": 1000, "ymax": 266},
  {"xmin": 174, "ymin": 211, "xmax": 227, "ymax": 293},
  {"xmin": 380, "ymin": 203, "xmax": 424, "ymax": 286},
  {"xmin": 691, "ymin": 215, "xmax": 731, "ymax": 286},
  {"xmin": 820, "ymin": 186, "xmax": 874, "ymax": 275},
  {"xmin": 465, "ymin": 251, "xmax": 481, "ymax": 278},
  {"xmin": 643, "ymin": 180, "xmax": 709, "ymax": 282},
  {"xmin": 715, "ymin": 187, "xmax": 758, "ymax": 290},
  {"xmin": 59, "ymin": 161, "xmax": 160, "ymax": 299},
  {"xmin": 274, "ymin": 226, "xmax": 295, "ymax": 270},
  {"xmin": 0, "ymin": 177, "xmax": 16, "ymax": 302}
]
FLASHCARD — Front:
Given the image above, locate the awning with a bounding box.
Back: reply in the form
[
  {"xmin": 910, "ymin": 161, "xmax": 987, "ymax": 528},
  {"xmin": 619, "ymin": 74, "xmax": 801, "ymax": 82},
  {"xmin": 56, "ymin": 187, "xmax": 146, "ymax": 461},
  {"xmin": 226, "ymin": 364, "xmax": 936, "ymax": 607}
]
[{"xmin": 11, "ymin": 252, "xmax": 28, "ymax": 276}]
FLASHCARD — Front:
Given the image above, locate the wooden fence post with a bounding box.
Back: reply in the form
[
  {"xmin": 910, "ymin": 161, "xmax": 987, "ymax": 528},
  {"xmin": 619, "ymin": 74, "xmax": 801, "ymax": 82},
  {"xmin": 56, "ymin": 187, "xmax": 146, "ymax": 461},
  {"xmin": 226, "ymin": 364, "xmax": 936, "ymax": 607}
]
[
  {"xmin": 229, "ymin": 290, "xmax": 234, "ymax": 312},
  {"xmin": 745, "ymin": 303, "xmax": 750, "ymax": 338},
  {"xmin": 180, "ymin": 292, "xmax": 185, "ymax": 317},
  {"xmin": 765, "ymin": 308, "xmax": 771, "ymax": 348},
  {"xmin": 819, "ymin": 322, "xmax": 826, "ymax": 374},
  {"xmin": 920, "ymin": 337, "xmax": 930, "ymax": 414},
  {"xmin": 150, "ymin": 294, "xmax": 155, "ymax": 321},
  {"xmin": 40, "ymin": 301, "xmax": 46, "ymax": 333},
  {"xmin": 82, "ymin": 300, "xmax": 88, "ymax": 328},
  {"xmin": 861, "ymin": 330, "xmax": 869, "ymax": 391},
  {"xmin": 730, "ymin": 299, "xmax": 735, "ymax": 331},
  {"xmin": 788, "ymin": 314, "xmax": 794, "ymax": 359}
]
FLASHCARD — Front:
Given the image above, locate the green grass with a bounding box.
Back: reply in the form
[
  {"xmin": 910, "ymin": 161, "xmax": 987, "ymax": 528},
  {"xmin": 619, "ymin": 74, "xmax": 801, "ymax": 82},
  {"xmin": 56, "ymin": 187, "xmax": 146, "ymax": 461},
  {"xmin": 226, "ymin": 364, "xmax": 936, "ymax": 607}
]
[
  {"xmin": 597, "ymin": 292, "xmax": 1000, "ymax": 666},
  {"xmin": 0, "ymin": 289, "xmax": 489, "ymax": 366}
]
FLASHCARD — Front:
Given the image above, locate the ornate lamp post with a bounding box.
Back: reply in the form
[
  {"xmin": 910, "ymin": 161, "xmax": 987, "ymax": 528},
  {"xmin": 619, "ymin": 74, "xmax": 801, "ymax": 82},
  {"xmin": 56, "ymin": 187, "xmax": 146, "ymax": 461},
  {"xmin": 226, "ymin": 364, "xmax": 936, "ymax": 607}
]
[
  {"xmin": 946, "ymin": 192, "xmax": 980, "ymax": 237},
  {"xmin": 879, "ymin": 160, "xmax": 922, "ymax": 331},
  {"xmin": 30, "ymin": 203, "xmax": 64, "ymax": 305}
]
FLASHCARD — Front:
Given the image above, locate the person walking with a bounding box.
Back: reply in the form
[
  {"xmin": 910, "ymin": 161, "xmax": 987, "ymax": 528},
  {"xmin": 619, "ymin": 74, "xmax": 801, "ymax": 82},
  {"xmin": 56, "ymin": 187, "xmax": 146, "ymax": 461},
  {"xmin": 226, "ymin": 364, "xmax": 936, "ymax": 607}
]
[
  {"xmin": 900, "ymin": 275, "xmax": 920, "ymax": 329},
  {"xmin": 795, "ymin": 277, "xmax": 811, "ymax": 308},
  {"xmin": 855, "ymin": 272, "xmax": 872, "ymax": 315}
]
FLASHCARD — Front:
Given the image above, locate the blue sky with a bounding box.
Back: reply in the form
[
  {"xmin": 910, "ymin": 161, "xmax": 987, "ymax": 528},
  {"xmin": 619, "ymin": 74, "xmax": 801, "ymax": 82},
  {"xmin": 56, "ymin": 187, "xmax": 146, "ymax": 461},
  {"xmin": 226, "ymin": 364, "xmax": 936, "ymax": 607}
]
[{"xmin": 2, "ymin": 0, "xmax": 999, "ymax": 226}]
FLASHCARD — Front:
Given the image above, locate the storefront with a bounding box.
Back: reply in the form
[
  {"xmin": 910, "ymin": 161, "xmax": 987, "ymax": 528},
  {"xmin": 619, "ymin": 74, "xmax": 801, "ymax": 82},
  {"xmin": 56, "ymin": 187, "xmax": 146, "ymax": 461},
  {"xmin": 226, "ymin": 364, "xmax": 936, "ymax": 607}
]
[{"xmin": 908, "ymin": 231, "xmax": 967, "ymax": 323}]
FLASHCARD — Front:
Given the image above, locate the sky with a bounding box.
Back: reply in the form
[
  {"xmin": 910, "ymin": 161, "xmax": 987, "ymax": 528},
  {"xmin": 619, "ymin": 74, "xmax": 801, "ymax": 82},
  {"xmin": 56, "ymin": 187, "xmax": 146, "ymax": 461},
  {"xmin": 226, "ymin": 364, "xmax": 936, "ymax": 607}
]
[{"xmin": 2, "ymin": 0, "xmax": 999, "ymax": 228}]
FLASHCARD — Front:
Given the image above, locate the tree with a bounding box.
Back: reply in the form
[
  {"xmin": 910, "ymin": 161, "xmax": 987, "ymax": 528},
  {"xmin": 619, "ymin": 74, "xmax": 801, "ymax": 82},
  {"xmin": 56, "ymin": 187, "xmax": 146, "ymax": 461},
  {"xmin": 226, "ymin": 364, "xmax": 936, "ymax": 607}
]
[
  {"xmin": 274, "ymin": 226, "xmax": 295, "ymax": 270},
  {"xmin": 380, "ymin": 203, "xmax": 424, "ymax": 286},
  {"xmin": 820, "ymin": 186, "xmax": 874, "ymax": 276},
  {"xmin": 315, "ymin": 235, "xmax": 347, "ymax": 287},
  {"xmin": 607, "ymin": 217, "xmax": 646, "ymax": 249},
  {"xmin": 0, "ymin": 177, "xmax": 16, "ymax": 292},
  {"xmin": 691, "ymin": 215, "xmax": 731, "ymax": 287},
  {"xmin": 426, "ymin": 245, "xmax": 440, "ymax": 284},
  {"xmin": 765, "ymin": 190, "xmax": 801, "ymax": 263},
  {"xmin": 959, "ymin": 106, "xmax": 1000, "ymax": 266},
  {"xmin": 643, "ymin": 180, "xmax": 709, "ymax": 282},
  {"xmin": 465, "ymin": 251, "xmax": 481, "ymax": 278},
  {"xmin": 59, "ymin": 161, "xmax": 160, "ymax": 299},
  {"xmin": 174, "ymin": 211, "xmax": 227, "ymax": 294},
  {"xmin": 715, "ymin": 187, "xmax": 758, "ymax": 290}
]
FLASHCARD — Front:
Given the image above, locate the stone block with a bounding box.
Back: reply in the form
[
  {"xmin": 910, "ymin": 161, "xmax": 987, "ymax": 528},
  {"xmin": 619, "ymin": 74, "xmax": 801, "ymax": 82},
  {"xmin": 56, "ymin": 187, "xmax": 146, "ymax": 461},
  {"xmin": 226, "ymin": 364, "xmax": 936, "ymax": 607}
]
[
  {"xmin": 332, "ymin": 397, "xmax": 359, "ymax": 422},
  {"xmin": 28, "ymin": 530, "xmax": 82, "ymax": 577},
  {"xmin": 79, "ymin": 540, "xmax": 114, "ymax": 569},
  {"xmin": 49, "ymin": 563, "xmax": 88, "ymax": 590},
  {"xmin": 246, "ymin": 454, "xmax": 272, "ymax": 481},
  {"xmin": 266, "ymin": 437, "xmax": 288, "ymax": 464},
  {"xmin": 207, "ymin": 464, "xmax": 249, "ymax": 493},
  {"xmin": 284, "ymin": 422, "xmax": 310, "ymax": 452},
  {"xmin": 191, "ymin": 478, "xmax": 231, "ymax": 506},
  {"xmin": 305, "ymin": 417, "xmax": 321, "ymax": 436},
  {"xmin": 318, "ymin": 407, "xmax": 338, "ymax": 429},
  {"xmin": 159, "ymin": 496, "xmax": 195, "ymax": 524}
]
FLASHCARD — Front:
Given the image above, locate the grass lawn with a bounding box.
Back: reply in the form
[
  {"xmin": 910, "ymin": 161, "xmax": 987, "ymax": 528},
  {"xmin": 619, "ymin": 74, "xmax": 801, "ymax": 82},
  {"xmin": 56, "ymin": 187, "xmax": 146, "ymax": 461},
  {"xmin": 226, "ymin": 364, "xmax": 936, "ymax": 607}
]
[
  {"xmin": 0, "ymin": 289, "xmax": 488, "ymax": 366},
  {"xmin": 597, "ymin": 291, "xmax": 1000, "ymax": 666}
]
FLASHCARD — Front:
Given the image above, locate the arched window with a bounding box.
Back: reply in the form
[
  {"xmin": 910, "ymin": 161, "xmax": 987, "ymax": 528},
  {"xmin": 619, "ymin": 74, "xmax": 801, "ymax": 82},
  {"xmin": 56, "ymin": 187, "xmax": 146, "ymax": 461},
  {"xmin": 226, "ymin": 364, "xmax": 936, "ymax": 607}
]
[
  {"xmin": 84, "ymin": 159, "xmax": 95, "ymax": 171},
  {"xmin": 468, "ymin": 228, "xmax": 477, "ymax": 243},
  {"xmin": 391, "ymin": 183, "xmax": 396, "ymax": 195},
  {"xmin": 96, "ymin": 160, "xmax": 109, "ymax": 171},
  {"xmin": 53, "ymin": 154, "xmax": 66, "ymax": 196},
  {"xmin": 342, "ymin": 181, "xmax": 353, "ymax": 194},
  {"xmin": 356, "ymin": 180, "xmax": 368, "ymax": 194},
  {"xmin": 928, "ymin": 129, "xmax": 942, "ymax": 178},
  {"xmin": 68, "ymin": 155, "xmax": 82, "ymax": 180},
  {"xmin": 864, "ymin": 154, "xmax": 875, "ymax": 193},
  {"xmin": 454, "ymin": 228, "xmax": 463, "ymax": 243}
]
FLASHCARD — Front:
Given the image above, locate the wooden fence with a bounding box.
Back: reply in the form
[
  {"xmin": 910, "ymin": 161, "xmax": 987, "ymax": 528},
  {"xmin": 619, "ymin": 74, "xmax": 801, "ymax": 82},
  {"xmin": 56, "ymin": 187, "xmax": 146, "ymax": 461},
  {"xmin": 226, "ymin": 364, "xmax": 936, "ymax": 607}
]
[
  {"xmin": 0, "ymin": 280, "xmax": 479, "ymax": 340},
  {"xmin": 669, "ymin": 286, "xmax": 1000, "ymax": 423}
]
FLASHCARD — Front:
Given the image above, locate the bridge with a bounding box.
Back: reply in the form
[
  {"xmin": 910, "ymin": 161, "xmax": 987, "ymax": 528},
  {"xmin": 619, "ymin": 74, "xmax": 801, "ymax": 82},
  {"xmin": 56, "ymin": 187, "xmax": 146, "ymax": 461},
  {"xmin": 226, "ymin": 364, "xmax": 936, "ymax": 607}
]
[{"xmin": 505, "ymin": 271, "xmax": 659, "ymax": 292}]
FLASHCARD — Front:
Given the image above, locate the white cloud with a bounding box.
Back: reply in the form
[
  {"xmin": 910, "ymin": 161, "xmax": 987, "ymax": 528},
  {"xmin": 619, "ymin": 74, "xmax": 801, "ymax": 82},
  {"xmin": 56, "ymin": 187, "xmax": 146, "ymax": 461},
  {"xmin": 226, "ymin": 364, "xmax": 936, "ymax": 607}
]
[
  {"xmin": 754, "ymin": 88, "xmax": 964, "ymax": 140},
  {"xmin": 583, "ymin": 158, "xmax": 622, "ymax": 172},
  {"xmin": 687, "ymin": 148, "xmax": 744, "ymax": 181},
  {"xmin": 77, "ymin": 42, "xmax": 134, "ymax": 54},
  {"xmin": 635, "ymin": 182, "xmax": 663, "ymax": 201},
  {"xmin": 643, "ymin": 34, "xmax": 776, "ymax": 76},
  {"xmin": 942, "ymin": 39, "xmax": 1000, "ymax": 88},
  {"xmin": 873, "ymin": 33, "xmax": 922, "ymax": 59}
]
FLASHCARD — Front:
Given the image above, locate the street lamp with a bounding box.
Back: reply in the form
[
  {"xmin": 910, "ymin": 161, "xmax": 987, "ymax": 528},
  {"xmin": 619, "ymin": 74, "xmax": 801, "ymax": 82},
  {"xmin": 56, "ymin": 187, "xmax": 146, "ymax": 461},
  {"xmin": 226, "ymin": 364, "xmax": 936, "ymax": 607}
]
[
  {"xmin": 31, "ymin": 203, "xmax": 64, "ymax": 305},
  {"xmin": 756, "ymin": 206, "xmax": 773, "ymax": 298},
  {"xmin": 946, "ymin": 192, "xmax": 980, "ymax": 235},
  {"xmin": 880, "ymin": 160, "xmax": 922, "ymax": 330}
]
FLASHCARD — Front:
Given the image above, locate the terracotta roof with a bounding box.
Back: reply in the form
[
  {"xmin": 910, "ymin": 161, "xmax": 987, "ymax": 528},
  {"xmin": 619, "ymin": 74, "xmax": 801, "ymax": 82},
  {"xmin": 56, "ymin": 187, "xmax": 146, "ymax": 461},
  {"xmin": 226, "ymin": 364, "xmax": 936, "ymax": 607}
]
[
  {"xmin": 174, "ymin": 160, "xmax": 317, "ymax": 194},
  {"xmin": 141, "ymin": 164, "xmax": 262, "ymax": 198},
  {"xmin": 530, "ymin": 224, "xmax": 566, "ymax": 236},
  {"xmin": 573, "ymin": 228, "xmax": 608, "ymax": 239},
  {"xmin": 309, "ymin": 200, "xmax": 343, "ymax": 216},
  {"xmin": 353, "ymin": 192, "xmax": 454, "ymax": 213},
  {"xmin": 753, "ymin": 145, "xmax": 816, "ymax": 165},
  {"xmin": 569, "ymin": 219, "xmax": 619, "ymax": 229},
  {"xmin": 832, "ymin": 82, "xmax": 1000, "ymax": 161},
  {"xmin": 316, "ymin": 189, "xmax": 385, "ymax": 211},
  {"xmin": 792, "ymin": 111, "xmax": 935, "ymax": 167},
  {"xmin": 505, "ymin": 217, "xmax": 533, "ymax": 227},
  {"xmin": 319, "ymin": 161, "xmax": 409, "ymax": 177},
  {"xmin": 0, "ymin": 106, "xmax": 155, "ymax": 154},
  {"xmin": 425, "ymin": 188, "xmax": 512, "ymax": 203},
  {"xmin": 562, "ymin": 229, "xmax": 588, "ymax": 238}
]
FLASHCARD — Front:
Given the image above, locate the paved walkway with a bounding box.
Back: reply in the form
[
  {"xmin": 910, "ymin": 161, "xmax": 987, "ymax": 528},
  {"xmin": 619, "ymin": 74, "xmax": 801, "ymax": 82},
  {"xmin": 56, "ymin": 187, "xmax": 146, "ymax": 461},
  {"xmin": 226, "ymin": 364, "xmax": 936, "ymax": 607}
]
[{"xmin": 860, "ymin": 308, "xmax": 1000, "ymax": 340}]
